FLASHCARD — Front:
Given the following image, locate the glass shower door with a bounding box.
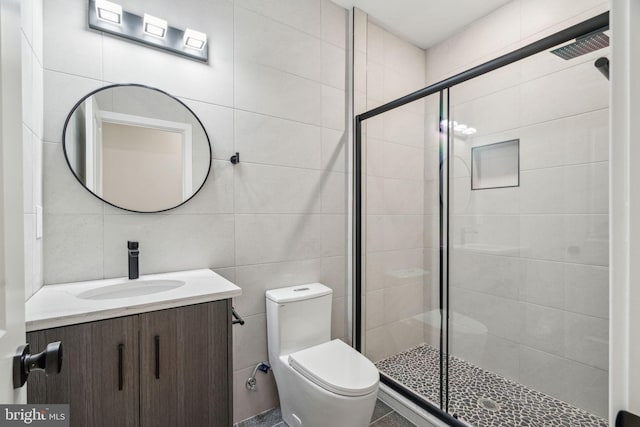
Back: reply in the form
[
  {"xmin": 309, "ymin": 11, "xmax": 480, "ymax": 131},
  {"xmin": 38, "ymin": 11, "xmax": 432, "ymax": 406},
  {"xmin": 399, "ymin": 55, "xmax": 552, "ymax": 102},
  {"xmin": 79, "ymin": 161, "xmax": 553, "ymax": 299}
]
[
  {"xmin": 446, "ymin": 37, "xmax": 609, "ymax": 426},
  {"xmin": 360, "ymin": 91, "xmax": 449, "ymax": 410}
]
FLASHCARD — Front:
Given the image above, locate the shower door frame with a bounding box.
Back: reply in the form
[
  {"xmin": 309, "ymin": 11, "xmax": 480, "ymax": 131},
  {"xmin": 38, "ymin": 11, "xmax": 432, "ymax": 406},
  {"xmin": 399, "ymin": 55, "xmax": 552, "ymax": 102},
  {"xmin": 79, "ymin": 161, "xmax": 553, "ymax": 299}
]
[{"xmin": 353, "ymin": 11, "xmax": 610, "ymax": 426}]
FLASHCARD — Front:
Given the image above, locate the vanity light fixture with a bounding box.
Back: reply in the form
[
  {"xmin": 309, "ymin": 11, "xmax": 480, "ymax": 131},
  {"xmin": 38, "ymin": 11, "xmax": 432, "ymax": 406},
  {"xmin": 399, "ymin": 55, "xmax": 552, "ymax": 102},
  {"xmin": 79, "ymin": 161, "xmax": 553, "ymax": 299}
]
[
  {"xmin": 88, "ymin": 0, "xmax": 208, "ymax": 62},
  {"xmin": 183, "ymin": 28, "xmax": 207, "ymax": 50},
  {"xmin": 143, "ymin": 14, "xmax": 167, "ymax": 38},
  {"xmin": 95, "ymin": 0, "xmax": 122, "ymax": 25}
]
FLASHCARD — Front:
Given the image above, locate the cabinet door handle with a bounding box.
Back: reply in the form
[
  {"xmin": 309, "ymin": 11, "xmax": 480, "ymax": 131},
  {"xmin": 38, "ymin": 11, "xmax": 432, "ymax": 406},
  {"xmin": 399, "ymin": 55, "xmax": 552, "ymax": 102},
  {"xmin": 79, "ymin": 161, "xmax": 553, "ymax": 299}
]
[
  {"xmin": 154, "ymin": 335, "xmax": 160, "ymax": 379},
  {"xmin": 118, "ymin": 343, "xmax": 124, "ymax": 391}
]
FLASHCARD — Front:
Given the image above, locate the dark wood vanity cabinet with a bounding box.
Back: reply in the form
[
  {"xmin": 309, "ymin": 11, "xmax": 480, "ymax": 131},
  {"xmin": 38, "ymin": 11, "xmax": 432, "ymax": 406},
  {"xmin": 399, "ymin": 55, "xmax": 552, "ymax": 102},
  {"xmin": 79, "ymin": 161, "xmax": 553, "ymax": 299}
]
[{"xmin": 27, "ymin": 300, "xmax": 232, "ymax": 427}]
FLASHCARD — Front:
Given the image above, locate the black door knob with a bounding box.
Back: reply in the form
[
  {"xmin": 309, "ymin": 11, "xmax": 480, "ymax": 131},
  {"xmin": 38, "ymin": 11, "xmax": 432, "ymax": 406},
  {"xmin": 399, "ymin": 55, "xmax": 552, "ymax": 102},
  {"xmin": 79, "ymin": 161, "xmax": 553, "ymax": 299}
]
[{"xmin": 13, "ymin": 341, "xmax": 63, "ymax": 389}]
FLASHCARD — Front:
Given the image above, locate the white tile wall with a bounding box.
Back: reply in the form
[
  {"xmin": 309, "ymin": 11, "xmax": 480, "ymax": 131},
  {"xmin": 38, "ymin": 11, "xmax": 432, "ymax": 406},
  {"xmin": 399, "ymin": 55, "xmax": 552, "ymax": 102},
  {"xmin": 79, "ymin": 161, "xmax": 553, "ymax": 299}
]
[
  {"xmin": 321, "ymin": 214, "xmax": 347, "ymax": 256},
  {"xmin": 519, "ymin": 0, "xmax": 606, "ymax": 39},
  {"xmin": 366, "ymin": 138, "xmax": 424, "ymax": 180},
  {"xmin": 321, "ymin": 84, "xmax": 347, "ymax": 131},
  {"xmin": 233, "ymin": 313, "xmax": 269, "ymax": 371},
  {"xmin": 43, "ymin": 70, "xmax": 103, "ymax": 143},
  {"xmin": 22, "ymin": 124, "xmax": 34, "ymax": 213},
  {"xmin": 236, "ymin": 0, "xmax": 321, "ymax": 39},
  {"xmin": 233, "ymin": 258, "xmax": 323, "ymax": 316},
  {"xmin": 519, "ymin": 109, "xmax": 608, "ymax": 170},
  {"xmin": 322, "ymin": 127, "xmax": 347, "ymax": 172},
  {"xmin": 234, "ymin": 7, "xmax": 321, "ymax": 82},
  {"xmin": 234, "ymin": 164, "xmax": 323, "ymax": 214},
  {"xmin": 44, "ymin": 214, "xmax": 104, "ymax": 284},
  {"xmin": 520, "ymin": 61, "xmax": 608, "ymax": 127},
  {"xmin": 23, "ymin": 215, "xmax": 35, "ymax": 297},
  {"xmin": 321, "ymin": 172, "xmax": 347, "ymax": 214},
  {"xmin": 451, "ymin": 331, "xmax": 521, "ymax": 380},
  {"xmin": 518, "ymin": 346, "xmax": 608, "ymax": 417},
  {"xmin": 179, "ymin": 100, "xmax": 235, "ymax": 162},
  {"xmin": 519, "ymin": 162, "xmax": 608, "ymax": 215},
  {"xmin": 22, "ymin": 0, "xmax": 44, "ymax": 300},
  {"xmin": 43, "ymin": 0, "xmax": 103, "ymax": 80},
  {"xmin": 564, "ymin": 263, "xmax": 608, "ymax": 318},
  {"xmin": 233, "ymin": 366, "xmax": 279, "ymax": 423},
  {"xmin": 168, "ymin": 160, "xmax": 235, "ymax": 215},
  {"xmin": 357, "ymin": 17, "xmax": 433, "ymax": 363},
  {"xmin": 103, "ymin": 214, "xmax": 236, "ymax": 277},
  {"xmin": 234, "ymin": 110, "xmax": 322, "ymax": 169},
  {"xmin": 365, "ymin": 249, "xmax": 425, "ymax": 292},
  {"xmin": 322, "ymin": 41, "xmax": 347, "ymax": 90},
  {"xmin": 38, "ymin": 0, "xmax": 349, "ymax": 422},
  {"xmin": 452, "ymin": 251, "xmax": 520, "ymax": 299},
  {"xmin": 235, "ymin": 61, "xmax": 322, "ymax": 125},
  {"xmin": 43, "ymin": 142, "xmax": 103, "ymax": 215},
  {"xmin": 234, "ymin": 214, "xmax": 323, "ymax": 265},
  {"xmin": 321, "ymin": 1, "xmax": 347, "ymax": 49}
]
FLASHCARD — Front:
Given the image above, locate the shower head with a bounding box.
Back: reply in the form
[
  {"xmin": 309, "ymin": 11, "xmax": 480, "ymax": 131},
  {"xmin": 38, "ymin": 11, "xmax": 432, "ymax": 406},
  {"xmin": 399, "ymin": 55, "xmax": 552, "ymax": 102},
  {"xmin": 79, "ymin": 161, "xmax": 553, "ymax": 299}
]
[
  {"xmin": 594, "ymin": 57, "xmax": 609, "ymax": 80},
  {"xmin": 550, "ymin": 31, "xmax": 609, "ymax": 60}
]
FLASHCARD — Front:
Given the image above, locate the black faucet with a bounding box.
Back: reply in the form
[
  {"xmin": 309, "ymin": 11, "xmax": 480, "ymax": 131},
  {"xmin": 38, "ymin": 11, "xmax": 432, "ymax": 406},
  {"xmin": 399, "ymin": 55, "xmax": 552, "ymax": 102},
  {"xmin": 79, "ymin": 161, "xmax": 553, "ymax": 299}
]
[{"xmin": 128, "ymin": 241, "xmax": 139, "ymax": 280}]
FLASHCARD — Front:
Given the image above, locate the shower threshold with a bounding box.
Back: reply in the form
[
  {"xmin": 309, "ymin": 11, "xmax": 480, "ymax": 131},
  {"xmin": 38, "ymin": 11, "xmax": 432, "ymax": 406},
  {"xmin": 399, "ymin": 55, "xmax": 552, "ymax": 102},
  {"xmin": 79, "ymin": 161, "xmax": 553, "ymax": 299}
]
[{"xmin": 375, "ymin": 344, "xmax": 608, "ymax": 427}]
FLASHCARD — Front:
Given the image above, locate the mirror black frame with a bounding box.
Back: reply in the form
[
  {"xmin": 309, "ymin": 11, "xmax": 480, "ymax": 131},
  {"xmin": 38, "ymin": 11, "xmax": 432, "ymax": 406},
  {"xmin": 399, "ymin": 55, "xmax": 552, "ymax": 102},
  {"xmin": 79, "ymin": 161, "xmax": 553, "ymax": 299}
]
[{"xmin": 62, "ymin": 83, "xmax": 213, "ymax": 213}]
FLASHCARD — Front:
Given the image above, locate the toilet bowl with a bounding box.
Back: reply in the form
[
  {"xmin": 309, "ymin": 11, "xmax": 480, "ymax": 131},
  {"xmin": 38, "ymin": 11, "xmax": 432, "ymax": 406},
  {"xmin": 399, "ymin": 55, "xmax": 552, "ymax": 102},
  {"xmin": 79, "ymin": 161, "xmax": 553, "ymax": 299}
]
[{"xmin": 266, "ymin": 283, "xmax": 379, "ymax": 427}]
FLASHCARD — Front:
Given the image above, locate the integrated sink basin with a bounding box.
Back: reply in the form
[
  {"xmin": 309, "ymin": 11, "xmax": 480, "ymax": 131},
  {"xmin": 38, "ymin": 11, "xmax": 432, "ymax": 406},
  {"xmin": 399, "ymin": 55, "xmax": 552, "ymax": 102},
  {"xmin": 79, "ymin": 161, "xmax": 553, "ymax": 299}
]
[
  {"xmin": 77, "ymin": 279, "xmax": 186, "ymax": 300},
  {"xmin": 25, "ymin": 269, "xmax": 242, "ymax": 331}
]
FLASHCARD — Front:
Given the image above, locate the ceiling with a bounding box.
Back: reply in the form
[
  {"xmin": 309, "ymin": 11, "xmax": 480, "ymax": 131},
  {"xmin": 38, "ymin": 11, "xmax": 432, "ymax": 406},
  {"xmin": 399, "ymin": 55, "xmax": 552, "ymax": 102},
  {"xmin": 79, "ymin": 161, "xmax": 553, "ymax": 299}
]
[{"xmin": 331, "ymin": 0, "xmax": 513, "ymax": 49}]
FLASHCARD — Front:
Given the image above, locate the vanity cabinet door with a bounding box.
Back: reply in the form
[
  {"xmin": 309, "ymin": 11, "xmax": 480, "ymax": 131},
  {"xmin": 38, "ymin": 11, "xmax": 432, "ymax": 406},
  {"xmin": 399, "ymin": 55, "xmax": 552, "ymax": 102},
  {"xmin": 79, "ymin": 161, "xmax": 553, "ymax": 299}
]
[
  {"xmin": 27, "ymin": 316, "xmax": 140, "ymax": 427},
  {"xmin": 139, "ymin": 300, "xmax": 232, "ymax": 427},
  {"xmin": 139, "ymin": 307, "xmax": 178, "ymax": 427}
]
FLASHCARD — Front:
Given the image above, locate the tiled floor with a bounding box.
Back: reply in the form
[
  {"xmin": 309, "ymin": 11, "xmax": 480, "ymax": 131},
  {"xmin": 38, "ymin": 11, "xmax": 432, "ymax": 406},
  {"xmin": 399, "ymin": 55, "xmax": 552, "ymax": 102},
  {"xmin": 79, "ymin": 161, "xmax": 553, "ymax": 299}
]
[
  {"xmin": 376, "ymin": 344, "xmax": 608, "ymax": 427},
  {"xmin": 234, "ymin": 399, "xmax": 416, "ymax": 427}
]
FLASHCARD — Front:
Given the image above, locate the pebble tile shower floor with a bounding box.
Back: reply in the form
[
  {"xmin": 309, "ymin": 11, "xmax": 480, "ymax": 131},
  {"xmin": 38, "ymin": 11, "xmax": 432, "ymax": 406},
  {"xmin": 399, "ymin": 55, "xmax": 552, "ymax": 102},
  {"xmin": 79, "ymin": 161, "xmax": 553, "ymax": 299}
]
[{"xmin": 376, "ymin": 344, "xmax": 608, "ymax": 427}]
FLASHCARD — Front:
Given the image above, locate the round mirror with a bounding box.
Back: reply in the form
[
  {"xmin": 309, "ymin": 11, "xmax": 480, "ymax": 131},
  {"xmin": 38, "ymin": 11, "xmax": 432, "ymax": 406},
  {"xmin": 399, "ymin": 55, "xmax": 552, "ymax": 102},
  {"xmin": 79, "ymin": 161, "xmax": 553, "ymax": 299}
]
[{"xmin": 63, "ymin": 84, "xmax": 212, "ymax": 213}]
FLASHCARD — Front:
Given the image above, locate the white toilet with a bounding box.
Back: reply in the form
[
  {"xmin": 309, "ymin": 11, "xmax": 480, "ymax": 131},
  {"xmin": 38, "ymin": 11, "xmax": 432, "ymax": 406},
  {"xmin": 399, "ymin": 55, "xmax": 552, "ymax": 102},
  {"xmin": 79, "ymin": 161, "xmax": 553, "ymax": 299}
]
[{"xmin": 266, "ymin": 283, "xmax": 379, "ymax": 427}]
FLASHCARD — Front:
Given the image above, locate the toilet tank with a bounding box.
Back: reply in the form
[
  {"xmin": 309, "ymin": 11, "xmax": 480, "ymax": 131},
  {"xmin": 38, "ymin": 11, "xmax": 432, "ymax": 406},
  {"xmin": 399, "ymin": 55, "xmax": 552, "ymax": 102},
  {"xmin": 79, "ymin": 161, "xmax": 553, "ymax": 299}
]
[{"xmin": 266, "ymin": 283, "xmax": 332, "ymax": 358}]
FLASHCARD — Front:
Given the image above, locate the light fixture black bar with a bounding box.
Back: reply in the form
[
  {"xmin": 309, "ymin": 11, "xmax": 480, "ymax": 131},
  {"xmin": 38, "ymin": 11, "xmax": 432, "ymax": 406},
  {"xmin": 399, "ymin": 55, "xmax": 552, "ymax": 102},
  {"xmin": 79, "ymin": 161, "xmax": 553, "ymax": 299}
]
[
  {"xmin": 357, "ymin": 11, "xmax": 608, "ymax": 121},
  {"xmin": 88, "ymin": 0, "xmax": 208, "ymax": 63}
]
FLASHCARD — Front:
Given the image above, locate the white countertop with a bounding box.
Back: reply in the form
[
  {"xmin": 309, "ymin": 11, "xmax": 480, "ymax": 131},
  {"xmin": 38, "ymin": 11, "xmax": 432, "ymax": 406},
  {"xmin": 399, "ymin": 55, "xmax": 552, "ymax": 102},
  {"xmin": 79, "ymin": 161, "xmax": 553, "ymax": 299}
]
[{"xmin": 25, "ymin": 269, "xmax": 242, "ymax": 332}]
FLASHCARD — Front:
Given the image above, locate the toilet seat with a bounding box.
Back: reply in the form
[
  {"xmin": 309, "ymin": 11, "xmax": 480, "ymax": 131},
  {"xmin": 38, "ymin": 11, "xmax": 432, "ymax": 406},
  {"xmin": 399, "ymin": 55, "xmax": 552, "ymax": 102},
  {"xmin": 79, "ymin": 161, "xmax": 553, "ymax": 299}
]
[{"xmin": 288, "ymin": 339, "xmax": 379, "ymax": 397}]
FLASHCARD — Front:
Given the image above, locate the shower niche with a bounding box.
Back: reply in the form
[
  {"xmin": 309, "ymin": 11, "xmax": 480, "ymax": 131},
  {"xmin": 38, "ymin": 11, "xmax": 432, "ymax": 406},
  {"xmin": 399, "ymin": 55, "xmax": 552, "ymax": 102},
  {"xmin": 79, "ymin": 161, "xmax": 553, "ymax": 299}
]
[{"xmin": 471, "ymin": 139, "xmax": 519, "ymax": 190}]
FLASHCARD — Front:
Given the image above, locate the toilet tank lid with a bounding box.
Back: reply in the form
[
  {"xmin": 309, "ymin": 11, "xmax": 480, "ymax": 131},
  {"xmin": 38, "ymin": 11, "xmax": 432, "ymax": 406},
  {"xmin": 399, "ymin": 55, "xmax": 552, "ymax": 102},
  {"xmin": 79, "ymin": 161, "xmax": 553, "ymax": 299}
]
[{"xmin": 266, "ymin": 283, "xmax": 332, "ymax": 303}]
